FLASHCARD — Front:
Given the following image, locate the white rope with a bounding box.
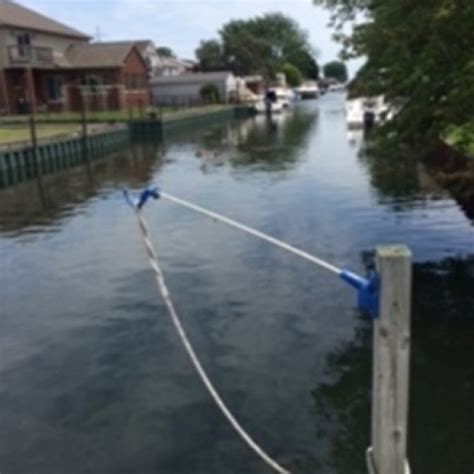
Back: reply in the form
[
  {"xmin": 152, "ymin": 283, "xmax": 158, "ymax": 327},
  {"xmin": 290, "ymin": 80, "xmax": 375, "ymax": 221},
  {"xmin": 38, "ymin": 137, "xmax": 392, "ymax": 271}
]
[
  {"xmin": 160, "ymin": 192, "xmax": 342, "ymax": 275},
  {"xmin": 134, "ymin": 209, "xmax": 291, "ymax": 474}
]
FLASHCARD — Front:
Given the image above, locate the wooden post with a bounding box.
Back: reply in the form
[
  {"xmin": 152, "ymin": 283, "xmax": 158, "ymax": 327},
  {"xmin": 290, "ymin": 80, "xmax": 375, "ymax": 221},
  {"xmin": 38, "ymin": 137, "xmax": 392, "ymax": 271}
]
[
  {"xmin": 0, "ymin": 70, "xmax": 11, "ymax": 115},
  {"xmin": 128, "ymin": 105, "xmax": 133, "ymax": 141},
  {"xmin": 29, "ymin": 113, "xmax": 39, "ymax": 178},
  {"xmin": 368, "ymin": 245, "xmax": 412, "ymax": 474},
  {"xmin": 25, "ymin": 68, "xmax": 37, "ymax": 115},
  {"xmin": 80, "ymin": 91, "xmax": 88, "ymax": 162}
]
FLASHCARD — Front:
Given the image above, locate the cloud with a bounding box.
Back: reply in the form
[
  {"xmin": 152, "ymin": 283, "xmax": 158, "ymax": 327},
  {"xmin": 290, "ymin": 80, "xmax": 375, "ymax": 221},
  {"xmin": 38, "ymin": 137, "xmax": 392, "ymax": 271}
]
[{"xmin": 110, "ymin": 0, "xmax": 337, "ymax": 59}]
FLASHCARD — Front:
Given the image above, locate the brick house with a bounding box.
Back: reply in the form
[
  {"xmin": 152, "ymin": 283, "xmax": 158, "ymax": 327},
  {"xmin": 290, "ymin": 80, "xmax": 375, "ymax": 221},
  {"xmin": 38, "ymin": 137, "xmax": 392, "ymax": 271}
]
[
  {"xmin": 64, "ymin": 42, "xmax": 150, "ymax": 112},
  {"xmin": 0, "ymin": 1, "xmax": 150, "ymax": 114}
]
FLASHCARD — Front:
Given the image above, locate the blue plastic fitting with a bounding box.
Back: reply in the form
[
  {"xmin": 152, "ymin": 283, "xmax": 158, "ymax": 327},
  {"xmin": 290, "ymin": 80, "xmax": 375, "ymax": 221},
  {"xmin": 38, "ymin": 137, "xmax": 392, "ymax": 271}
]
[
  {"xmin": 123, "ymin": 186, "xmax": 161, "ymax": 209},
  {"xmin": 339, "ymin": 269, "xmax": 379, "ymax": 319},
  {"xmin": 137, "ymin": 186, "xmax": 161, "ymax": 209}
]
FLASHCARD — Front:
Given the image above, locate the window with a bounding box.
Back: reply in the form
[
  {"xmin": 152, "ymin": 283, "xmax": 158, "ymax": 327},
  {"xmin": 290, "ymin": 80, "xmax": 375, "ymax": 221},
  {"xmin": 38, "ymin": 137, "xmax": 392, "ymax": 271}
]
[
  {"xmin": 16, "ymin": 32, "xmax": 31, "ymax": 57},
  {"xmin": 46, "ymin": 76, "xmax": 63, "ymax": 101},
  {"xmin": 17, "ymin": 32, "xmax": 31, "ymax": 46},
  {"xmin": 80, "ymin": 75, "xmax": 104, "ymax": 93}
]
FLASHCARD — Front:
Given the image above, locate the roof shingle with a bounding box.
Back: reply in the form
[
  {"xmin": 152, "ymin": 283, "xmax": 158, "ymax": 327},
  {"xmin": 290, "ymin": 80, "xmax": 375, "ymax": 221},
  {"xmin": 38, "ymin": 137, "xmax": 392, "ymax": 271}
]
[
  {"xmin": 65, "ymin": 42, "xmax": 137, "ymax": 69},
  {"xmin": 0, "ymin": 0, "xmax": 89, "ymax": 39}
]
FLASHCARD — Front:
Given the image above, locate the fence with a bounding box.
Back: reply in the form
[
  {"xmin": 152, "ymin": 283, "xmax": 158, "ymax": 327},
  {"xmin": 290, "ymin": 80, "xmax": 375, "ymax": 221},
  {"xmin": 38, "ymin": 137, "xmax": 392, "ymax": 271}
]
[{"xmin": 0, "ymin": 106, "xmax": 129, "ymax": 188}]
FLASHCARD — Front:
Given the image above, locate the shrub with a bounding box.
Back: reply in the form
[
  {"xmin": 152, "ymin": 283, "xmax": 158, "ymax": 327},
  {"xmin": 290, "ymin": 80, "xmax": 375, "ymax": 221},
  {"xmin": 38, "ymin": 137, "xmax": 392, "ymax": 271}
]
[
  {"xmin": 200, "ymin": 83, "xmax": 221, "ymax": 104},
  {"xmin": 281, "ymin": 63, "xmax": 303, "ymax": 87}
]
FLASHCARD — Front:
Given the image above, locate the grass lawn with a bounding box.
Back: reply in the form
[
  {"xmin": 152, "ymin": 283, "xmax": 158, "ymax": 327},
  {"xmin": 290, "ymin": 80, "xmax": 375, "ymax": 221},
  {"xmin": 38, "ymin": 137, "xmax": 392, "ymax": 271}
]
[
  {"xmin": 0, "ymin": 124, "xmax": 81, "ymax": 145},
  {"xmin": 0, "ymin": 104, "xmax": 232, "ymax": 125},
  {"xmin": 0, "ymin": 104, "xmax": 237, "ymax": 146}
]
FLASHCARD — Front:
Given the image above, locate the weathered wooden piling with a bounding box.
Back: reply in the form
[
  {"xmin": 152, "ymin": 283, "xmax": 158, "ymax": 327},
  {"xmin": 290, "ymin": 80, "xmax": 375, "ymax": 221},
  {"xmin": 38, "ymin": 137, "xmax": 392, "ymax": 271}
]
[
  {"xmin": 367, "ymin": 245, "xmax": 412, "ymax": 474},
  {"xmin": 29, "ymin": 114, "xmax": 39, "ymax": 177},
  {"xmin": 80, "ymin": 93, "xmax": 89, "ymax": 162}
]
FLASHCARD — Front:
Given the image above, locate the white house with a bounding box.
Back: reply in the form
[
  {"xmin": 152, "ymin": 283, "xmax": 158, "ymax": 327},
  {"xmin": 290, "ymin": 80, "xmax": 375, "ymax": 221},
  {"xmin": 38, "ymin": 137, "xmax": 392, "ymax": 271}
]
[
  {"xmin": 132, "ymin": 42, "xmax": 195, "ymax": 79},
  {"xmin": 151, "ymin": 71, "xmax": 238, "ymax": 105},
  {"xmin": 155, "ymin": 56, "xmax": 195, "ymax": 77},
  {"xmin": 133, "ymin": 40, "xmax": 160, "ymax": 77}
]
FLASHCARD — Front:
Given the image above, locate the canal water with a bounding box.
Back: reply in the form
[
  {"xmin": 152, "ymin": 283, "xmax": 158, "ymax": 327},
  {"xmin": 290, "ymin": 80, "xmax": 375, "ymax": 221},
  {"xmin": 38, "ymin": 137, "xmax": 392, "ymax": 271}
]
[{"xmin": 0, "ymin": 94, "xmax": 473, "ymax": 474}]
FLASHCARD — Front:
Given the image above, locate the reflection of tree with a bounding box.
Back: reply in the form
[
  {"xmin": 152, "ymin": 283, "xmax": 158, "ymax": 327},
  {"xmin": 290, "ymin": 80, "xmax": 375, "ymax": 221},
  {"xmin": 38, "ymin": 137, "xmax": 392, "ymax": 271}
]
[
  {"xmin": 360, "ymin": 143, "xmax": 474, "ymax": 221},
  {"xmin": 191, "ymin": 110, "xmax": 319, "ymax": 173},
  {"xmin": 312, "ymin": 318, "xmax": 371, "ymax": 474},
  {"xmin": 0, "ymin": 142, "xmax": 163, "ymax": 234},
  {"xmin": 430, "ymin": 170, "xmax": 474, "ymax": 221},
  {"xmin": 312, "ymin": 256, "xmax": 474, "ymax": 474},
  {"xmin": 358, "ymin": 147, "xmax": 423, "ymax": 203},
  {"xmin": 231, "ymin": 111, "xmax": 318, "ymax": 171},
  {"xmin": 409, "ymin": 258, "xmax": 474, "ymax": 474}
]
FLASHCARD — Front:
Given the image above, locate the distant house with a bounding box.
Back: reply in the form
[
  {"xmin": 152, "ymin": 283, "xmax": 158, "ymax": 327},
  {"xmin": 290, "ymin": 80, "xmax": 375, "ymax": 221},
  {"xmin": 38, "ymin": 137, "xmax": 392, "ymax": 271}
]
[
  {"xmin": 133, "ymin": 42, "xmax": 196, "ymax": 79},
  {"xmin": 133, "ymin": 40, "xmax": 160, "ymax": 77},
  {"xmin": 155, "ymin": 56, "xmax": 195, "ymax": 78},
  {"xmin": 151, "ymin": 71, "xmax": 237, "ymax": 106},
  {"xmin": 0, "ymin": 1, "xmax": 150, "ymax": 114}
]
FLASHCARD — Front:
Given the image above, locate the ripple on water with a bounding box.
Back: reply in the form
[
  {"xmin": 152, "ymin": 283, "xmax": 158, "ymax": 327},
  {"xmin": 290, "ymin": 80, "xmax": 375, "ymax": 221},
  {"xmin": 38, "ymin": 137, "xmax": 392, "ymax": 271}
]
[{"xmin": 0, "ymin": 95, "xmax": 473, "ymax": 474}]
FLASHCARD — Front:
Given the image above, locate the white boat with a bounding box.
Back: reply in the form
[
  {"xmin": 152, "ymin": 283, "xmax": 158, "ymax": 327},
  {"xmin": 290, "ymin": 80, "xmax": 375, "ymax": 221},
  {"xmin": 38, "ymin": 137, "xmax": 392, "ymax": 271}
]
[
  {"xmin": 346, "ymin": 98, "xmax": 369, "ymax": 127},
  {"xmin": 296, "ymin": 81, "xmax": 319, "ymax": 99},
  {"xmin": 253, "ymin": 89, "xmax": 287, "ymax": 114},
  {"xmin": 268, "ymin": 87, "xmax": 295, "ymax": 108},
  {"xmin": 328, "ymin": 83, "xmax": 345, "ymax": 92},
  {"xmin": 254, "ymin": 99, "xmax": 284, "ymax": 114},
  {"xmin": 346, "ymin": 96, "xmax": 391, "ymax": 128}
]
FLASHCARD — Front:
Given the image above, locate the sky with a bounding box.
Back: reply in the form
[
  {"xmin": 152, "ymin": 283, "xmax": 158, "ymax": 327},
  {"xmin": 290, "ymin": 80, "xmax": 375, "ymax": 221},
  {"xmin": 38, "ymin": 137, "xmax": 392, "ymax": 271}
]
[{"xmin": 19, "ymin": 0, "xmax": 362, "ymax": 76}]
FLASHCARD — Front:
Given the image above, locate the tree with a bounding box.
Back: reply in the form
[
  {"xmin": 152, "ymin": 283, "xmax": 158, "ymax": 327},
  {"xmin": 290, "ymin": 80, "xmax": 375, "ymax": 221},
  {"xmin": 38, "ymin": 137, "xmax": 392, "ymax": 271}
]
[
  {"xmin": 220, "ymin": 13, "xmax": 315, "ymax": 79},
  {"xmin": 195, "ymin": 39, "xmax": 225, "ymax": 71},
  {"xmin": 323, "ymin": 60, "xmax": 348, "ymax": 82},
  {"xmin": 295, "ymin": 50, "xmax": 319, "ymax": 80},
  {"xmin": 314, "ymin": 0, "xmax": 474, "ymax": 146},
  {"xmin": 195, "ymin": 13, "xmax": 318, "ymax": 81},
  {"xmin": 156, "ymin": 46, "xmax": 175, "ymax": 58},
  {"xmin": 281, "ymin": 63, "xmax": 303, "ymax": 87}
]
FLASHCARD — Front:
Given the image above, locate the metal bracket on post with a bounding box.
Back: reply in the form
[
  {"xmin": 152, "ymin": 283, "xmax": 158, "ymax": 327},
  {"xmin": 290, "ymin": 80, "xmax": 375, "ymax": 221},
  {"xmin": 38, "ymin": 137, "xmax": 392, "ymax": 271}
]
[
  {"xmin": 339, "ymin": 269, "xmax": 379, "ymax": 318},
  {"xmin": 366, "ymin": 447, "xmax": 411, "ymax": 474}
]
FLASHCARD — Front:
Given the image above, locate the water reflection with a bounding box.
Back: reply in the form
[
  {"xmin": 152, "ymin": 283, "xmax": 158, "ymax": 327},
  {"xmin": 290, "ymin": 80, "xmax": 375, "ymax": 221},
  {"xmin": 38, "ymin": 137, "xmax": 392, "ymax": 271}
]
[
  {"xmin": 312, "ymin": 256, "xmax": 474, "ymax": 474},
  {"xmin": 358, "ymin": 148, "xmax": 446, "ymax": 205},
  {"xmin": 0, "ymin": 110, "xmax": 319, "ymax": 236},
  {"xmin": 357, "ymin": 138, "xmax": 474, "ymax": 223},
  {"xmin": 0, "ymin": 143, "xmax": 163, "ymax": 235},
  {"xmin": 194, "ymin": 110, "xmax": 318, "ymax": 173},
  {"xmin": 0, "ymin": 96, "xmax": 472, "ymax": 474}
]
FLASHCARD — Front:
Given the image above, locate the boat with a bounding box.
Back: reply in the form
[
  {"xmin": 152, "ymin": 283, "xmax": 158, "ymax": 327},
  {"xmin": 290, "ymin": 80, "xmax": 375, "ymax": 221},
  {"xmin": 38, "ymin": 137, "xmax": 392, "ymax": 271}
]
[
  {"xmin": 345, "ymin": 96, "xmax": 392, "ymax": 129},
  {"xmin": 328, "ymin": 83, "xmax": 345, "ymax": 92},
  {"xmin": 253, "ymin": 90, "xmax": 285, "ymax": 114},
  {"xmin": 268, "ymin": 87, "xmax": 296, "ymax": 108},
  {"xmin": 296, "ymin": 81, "xmax": 319, "ymax": 99},
  {"xmin": 254, "ymin": 99, "xmax": 284, "ymax": 114}
]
